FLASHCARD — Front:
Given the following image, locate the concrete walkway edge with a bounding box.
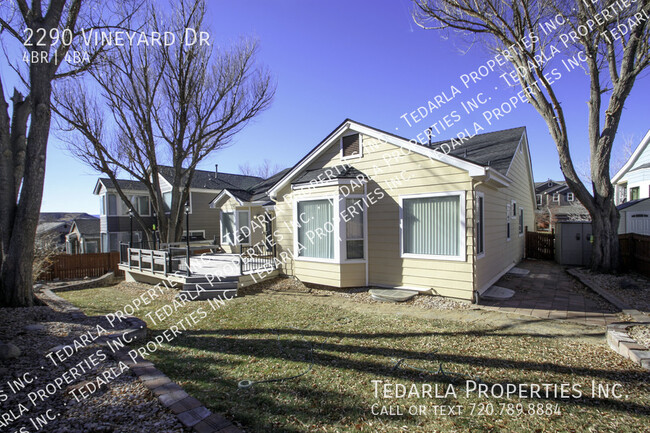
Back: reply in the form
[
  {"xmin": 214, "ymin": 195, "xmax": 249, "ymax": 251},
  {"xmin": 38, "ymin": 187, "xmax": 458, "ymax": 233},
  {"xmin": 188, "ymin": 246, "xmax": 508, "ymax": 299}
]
[{"xmin": 606, "ymin": 322, "xmax": 650, "ymax": 371}]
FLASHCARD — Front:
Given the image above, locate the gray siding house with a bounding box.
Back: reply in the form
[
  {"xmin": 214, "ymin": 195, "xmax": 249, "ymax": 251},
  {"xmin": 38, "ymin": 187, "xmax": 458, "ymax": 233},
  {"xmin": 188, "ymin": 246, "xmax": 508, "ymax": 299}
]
[{"xmin": 93, "ymin": 166, "xmax": 262, "ymax": 252}]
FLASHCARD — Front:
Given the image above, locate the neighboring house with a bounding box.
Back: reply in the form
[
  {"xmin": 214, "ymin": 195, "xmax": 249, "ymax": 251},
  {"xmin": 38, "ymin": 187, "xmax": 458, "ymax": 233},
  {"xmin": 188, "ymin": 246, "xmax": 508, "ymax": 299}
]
[
  {"xmin": 93, "ymin": 166, "xmax": 262, "ymax": 252},
  {"xmin": 534, "ymin": 180, "xmax": 589, "ymax": 231},
  {"xmin": 617, "ymin": 198, "xmax": 650, "ymax": 235},
  {"xmin": 37, "ymin": 212, "xmax": 96, "ymax": 250},
  {"xmin": 211, "ymin": 119, "xmax": 536, "ymax": 301},
  {"xmin": 612, "ymin": 130, "xmax": 650, "ymax": 205},
  {"xmin": 65, "ymin": 217, "xmax": 101, "ymax": 254}
]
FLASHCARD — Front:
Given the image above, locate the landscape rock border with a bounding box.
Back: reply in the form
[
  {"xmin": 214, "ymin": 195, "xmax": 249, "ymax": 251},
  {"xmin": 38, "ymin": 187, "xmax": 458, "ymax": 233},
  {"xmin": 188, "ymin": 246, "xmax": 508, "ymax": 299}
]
[
  {"xmin": 43, "ymin": 271, "xmax": 118, "ymax": 293},
  {"xmin": 38, "ymin": 288, "xmax": 243, "ymax": 433},
  {"xmin": 606, "ymin": 322, "xmax": 650, "ymax": 371}
]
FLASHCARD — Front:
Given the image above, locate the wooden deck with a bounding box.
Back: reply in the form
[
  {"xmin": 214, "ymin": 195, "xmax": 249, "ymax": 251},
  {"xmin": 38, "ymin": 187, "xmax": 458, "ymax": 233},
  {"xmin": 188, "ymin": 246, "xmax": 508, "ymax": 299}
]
[{"xmin": 120, "ymin": 248, "xmax": 279, "ymax": 299}]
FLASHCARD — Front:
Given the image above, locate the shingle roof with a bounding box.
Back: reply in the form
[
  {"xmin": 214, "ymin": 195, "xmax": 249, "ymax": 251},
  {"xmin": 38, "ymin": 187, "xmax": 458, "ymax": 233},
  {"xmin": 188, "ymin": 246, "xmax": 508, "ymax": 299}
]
[
  {"xmin": 291, "ymin": 165, "xmax": 365, "ymax": 185},
  {"xmin": 98, "ymin": 178, "xmax": 148, "ymax": 191},
  {"xmin": 429, "ymin": 126, "xmax": 526, "ymax": 176},
  {"xmin": 73, "ymin": 218, "xmax": 100, "ymax": 236},
  {"xmin": 617, "ymin": 197, "xmax": 650, "ymax": 210},
  {"xmin": 630, "ymin": 162, "xmax": 650, "ymax": 172},
  {"xmin": 157, "ymin": 166, "xmax": 262, "ymax": 190}
]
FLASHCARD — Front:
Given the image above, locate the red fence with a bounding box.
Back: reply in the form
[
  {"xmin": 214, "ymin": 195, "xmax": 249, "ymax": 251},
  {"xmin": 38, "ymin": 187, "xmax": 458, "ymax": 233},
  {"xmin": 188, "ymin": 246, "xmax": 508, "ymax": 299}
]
[
  {"xmin": 39, "ymin": 252, "xmax": 122, "ymax": 281},
  {"xmin": 619, "ymin": 233, "xmax": 650, "ymax": 278}
]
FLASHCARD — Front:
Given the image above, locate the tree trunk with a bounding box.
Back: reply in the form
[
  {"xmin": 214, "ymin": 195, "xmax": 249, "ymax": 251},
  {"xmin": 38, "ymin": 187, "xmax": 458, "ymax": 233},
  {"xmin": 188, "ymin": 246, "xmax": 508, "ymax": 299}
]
[
  {"xmin": 0, "ymin": 63, "xmax": 52, "ymax": 307},
  {"xmin": 588, "ymin": 198, "xmax": 620, "ymax": 273}
]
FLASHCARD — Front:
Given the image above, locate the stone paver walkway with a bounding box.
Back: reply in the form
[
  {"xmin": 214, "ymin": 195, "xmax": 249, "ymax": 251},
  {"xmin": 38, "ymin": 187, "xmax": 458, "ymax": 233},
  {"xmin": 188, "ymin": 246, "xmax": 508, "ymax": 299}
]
[{"xmin": 478, "ymin": 260, "xmax": 620, "ymax": 326}]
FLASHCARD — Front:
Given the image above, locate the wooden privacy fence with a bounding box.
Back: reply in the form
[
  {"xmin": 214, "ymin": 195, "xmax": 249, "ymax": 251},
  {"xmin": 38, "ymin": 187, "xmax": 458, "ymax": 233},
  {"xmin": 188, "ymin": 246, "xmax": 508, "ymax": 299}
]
[
  {"xmin": 619, "ymin": 233, "xmax": 650, "ymax": 278},
  {"xmin": 39, "ymin": 252, "xmax": 122, "ymax": 281},
  {"xmin": 525, "ymin": 227, "xmax": 555, "ymax": 260}
]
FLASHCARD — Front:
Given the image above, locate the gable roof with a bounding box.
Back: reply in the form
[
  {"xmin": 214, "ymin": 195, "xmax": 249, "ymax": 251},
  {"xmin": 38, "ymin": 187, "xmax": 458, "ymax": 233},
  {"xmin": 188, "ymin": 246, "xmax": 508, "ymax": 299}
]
[
  {"xmin": 292, "ymin": 165, "xmax": 366, "ymax": 185},
  {"xmin": 267, "ymin": 119, "xmax": 519, "ymax": 199},
  {"xmin": 612, "ymin": 129, "xmax": 650, "ymax": 183},
  {"xmin": 535, "ymin": 180, "xmax": 570, "ymax": 195},
  {"xmin": 157, "ymin": 165, "xmax": 262, "ymax": 191},
  {"xmin": 617, "ymin": 197, "xmax": 650, "ymax": 210},
  {"xmin": 95, "ymin": 178, "xmax": 148, "ymax": 194},
  {"xmin": 71, "ymin": 218, "xmax": 100, "ymax": 236},
  {"xmin": 433, "ymin": 126, "xmax": 526, "ymax": 176},
  {"xmin": 210, "ymin": 168, "xmax": 292, "ymax": 207}
]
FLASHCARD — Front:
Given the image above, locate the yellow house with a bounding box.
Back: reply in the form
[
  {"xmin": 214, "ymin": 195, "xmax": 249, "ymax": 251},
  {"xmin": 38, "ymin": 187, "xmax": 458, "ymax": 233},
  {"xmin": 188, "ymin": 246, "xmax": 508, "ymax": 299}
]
[{"xmin": 211, "ymin": 119, "xmax": 536, "ymax": 301}]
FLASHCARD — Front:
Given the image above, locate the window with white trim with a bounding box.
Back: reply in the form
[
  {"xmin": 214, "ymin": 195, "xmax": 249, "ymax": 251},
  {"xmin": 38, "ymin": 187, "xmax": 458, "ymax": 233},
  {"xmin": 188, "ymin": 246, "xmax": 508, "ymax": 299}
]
[
  {"xmin": 236, "ymin": 210, "xmax": 250, "ymax": 244},
  {"xmin": 297, "ymin": 199, "xmax": 334, "ymax": 259},
  {"xmin": 163, "ymin": 192, "xmax": 172, "ymax": 211},
  {"xmin": 536, "ymin": 194, "xmax": 542, "ymax": 206},
  {"xmin": 553, "ymin": 193, "xmax": 560, "ymax": 203},
  {"xmin": 133, "ymin": 195, "xmax": 150, "ymax": 216},
  {"xmin": 345, "ymin": 198, "xmax": 364, "ymax": 259},
  {"xmin": 340, "ymin": 133, "xmax": 361, "ymax": 159},
  {"xmin": 100, "ymin": 195, "xmax": 106, "ymax": 215},
  {"xmin": 220, "ymin": 212, "xmax": 235, "ymax": 245},
  {"xmin": 567, "ymin": 192, "xmax": 574, "ymax": 202},
  {"xmin": 401, "ymin": 193, "xmax": 463, "ymax": 258},
  {"xmin": 476, "ymin": 193, "xmax": 484, "ymax": 256},
  {"xmin": 519, "ymin": 208, "xmax": 524, "ymax": 235},
  {"xmin": 107, "ymin": 194, "xmax": 117, "ymax": 216}
]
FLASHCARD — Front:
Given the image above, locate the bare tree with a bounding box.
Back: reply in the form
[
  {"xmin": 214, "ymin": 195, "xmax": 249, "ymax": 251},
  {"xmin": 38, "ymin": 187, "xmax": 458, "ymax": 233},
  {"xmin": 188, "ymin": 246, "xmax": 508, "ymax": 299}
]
[
  {"xmin": 55, "ymin": 0, "xmax": 275, "ymax": 244},
  {"xmin": 239, "ymin": 159, "xmax": 284, "ymax": 178},
  {"xmin": 0, "ymin": 0, "xmax": 140, "ymax": 306},
  {"xmin": 413, "ymin": 0, "xmax": 650, "ymax": 272}
]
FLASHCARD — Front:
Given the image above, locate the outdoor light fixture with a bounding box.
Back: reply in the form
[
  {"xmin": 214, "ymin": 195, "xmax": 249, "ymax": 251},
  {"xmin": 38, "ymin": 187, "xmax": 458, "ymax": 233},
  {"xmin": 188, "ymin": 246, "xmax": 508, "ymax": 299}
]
[{"xmin": 152, "ymin": 210, "xmax": 158, "ymax": 250}]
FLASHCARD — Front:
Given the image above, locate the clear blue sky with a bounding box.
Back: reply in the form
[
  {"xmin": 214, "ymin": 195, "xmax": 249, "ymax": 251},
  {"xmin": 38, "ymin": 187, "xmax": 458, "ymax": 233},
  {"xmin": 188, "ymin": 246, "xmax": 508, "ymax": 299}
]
[{"xmin": 31, "ymin": 0, "xmax": 650, "ymax": 213}]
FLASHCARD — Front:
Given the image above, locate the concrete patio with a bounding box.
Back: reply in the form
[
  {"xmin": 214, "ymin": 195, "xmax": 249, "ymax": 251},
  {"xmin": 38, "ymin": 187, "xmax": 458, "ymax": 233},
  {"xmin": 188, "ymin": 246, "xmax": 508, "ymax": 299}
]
[{"xmin": 478, "ymin": 260, "xmax": 621, "ymax": 326}]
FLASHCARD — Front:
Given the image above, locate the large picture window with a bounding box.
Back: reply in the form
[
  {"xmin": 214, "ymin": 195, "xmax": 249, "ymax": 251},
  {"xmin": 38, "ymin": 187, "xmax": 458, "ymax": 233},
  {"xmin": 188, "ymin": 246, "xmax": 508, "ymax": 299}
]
[
  {"xmin": 297, "ymin": 199, "xmax": 334, "ymax": 259},
  {"xmin": 237, "ymin": 210, "xmax": 250, "ymax": 244},
  {"xmin": 401, "ymin": 193, "xmax": 463, "ymax": 258}
]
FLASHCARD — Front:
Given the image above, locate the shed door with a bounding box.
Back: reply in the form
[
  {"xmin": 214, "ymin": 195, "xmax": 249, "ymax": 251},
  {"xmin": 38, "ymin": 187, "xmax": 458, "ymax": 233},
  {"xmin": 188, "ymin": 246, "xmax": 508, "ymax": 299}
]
[
  {"xmin": 561, "ymin": 224, "xmax": 583, "ymax": 266},
  {"xmin": 628, "ymin": 213, "xmax": 650, "ymax": 235}
]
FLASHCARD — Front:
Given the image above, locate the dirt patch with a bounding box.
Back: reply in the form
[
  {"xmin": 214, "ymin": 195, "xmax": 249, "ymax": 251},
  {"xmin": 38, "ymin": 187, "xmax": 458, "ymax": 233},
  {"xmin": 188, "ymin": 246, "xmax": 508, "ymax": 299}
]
[
  {"xmin": 239, "ymin": 276, "xmax": 472, "ymax": 310},
  {"xmin": 572, "ymin": 269, "xmax": 650, "ymax": 313}
]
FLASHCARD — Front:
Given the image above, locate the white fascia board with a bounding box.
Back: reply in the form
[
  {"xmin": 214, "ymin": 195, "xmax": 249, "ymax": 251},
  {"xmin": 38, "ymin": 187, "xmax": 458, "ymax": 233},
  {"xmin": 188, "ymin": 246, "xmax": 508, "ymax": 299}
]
[
  {"xmin": 209, "ymin": 189, "xmax": 242, "ymax": 209},
  {"xmin": 92, "ymin": 180, "xmax": 105, "ymax": 195},
  {"xmin": 485, "ymin": 168, "xmax": 511, "ymax": 187},
  {"xmin": 268, "ymin": 120, "xmax": 487, "ymax": 199},
  {"xmin": 612, "ymin": 129, "xmax": 650, "ymax": 183}
]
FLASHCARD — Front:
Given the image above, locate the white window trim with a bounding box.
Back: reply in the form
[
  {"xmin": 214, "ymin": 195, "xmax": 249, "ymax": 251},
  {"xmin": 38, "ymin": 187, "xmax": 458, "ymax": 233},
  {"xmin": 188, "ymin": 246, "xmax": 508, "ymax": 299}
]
[
  {"xmin": 567, "ymin": 192, "xmax": 574, "ymax": 202},
  {"xmin": 342, "ymin": 195, "xmax": 367, "ymax": 263},
  {"xmin": 132, "ymin": 195, "xmax": 151, "ymax": 217},
  {"xmin": 476, "ymin": 191, "xmax": 485, "ymax": 260},
  {"xmin": 183, "ymin": 229, "xmax": 206, "ymax": 238},
  {"xmin": 553, "ymin": 193, "xmax": 560, "ymax": 203},
  {"xmin": 536, "ymin": 194, "xmax": 542, "ymax": 206},
  {"xmin": 293, "ymin": 195, "xmax": 340, "ymax": 263},
  {"xmin": 236, "ymin": 209, "xmax": 251, "ymax": 245},
  {"xmin": 518, "ymin": 208, "xmax": 524, "ymax": 237},
  {"xmin": 220, "ymin": 211, "xmax": 235, "ymax": 245},
  {"xmin": 340, "ymin": 132, "xmax": 363, "ymax": 161},
  {"xmin": 398, "ymin": 191, "xmax": 467, "ymax": 262}
]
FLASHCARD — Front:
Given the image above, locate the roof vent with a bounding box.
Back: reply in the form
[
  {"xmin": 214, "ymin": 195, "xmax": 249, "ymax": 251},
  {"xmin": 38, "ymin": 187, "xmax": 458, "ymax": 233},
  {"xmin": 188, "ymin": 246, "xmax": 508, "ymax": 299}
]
[{"xmin": 215, "ymin": 164, "xmax": 219, "ymax": 177}]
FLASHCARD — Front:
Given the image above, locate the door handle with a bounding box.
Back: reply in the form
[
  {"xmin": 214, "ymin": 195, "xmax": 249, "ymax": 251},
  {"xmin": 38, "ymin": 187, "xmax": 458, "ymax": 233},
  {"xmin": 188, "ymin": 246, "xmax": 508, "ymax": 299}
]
[{"xmin": 576, "ymin": 233, "xmax": 581, "ymax": 241}]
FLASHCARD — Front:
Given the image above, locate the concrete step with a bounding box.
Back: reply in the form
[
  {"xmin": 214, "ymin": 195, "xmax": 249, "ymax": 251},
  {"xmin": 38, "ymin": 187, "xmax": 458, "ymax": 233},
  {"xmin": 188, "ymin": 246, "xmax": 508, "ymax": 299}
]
[{"xmin": 178, "ymin": 288, "xmax": 237, "ymax": 301}]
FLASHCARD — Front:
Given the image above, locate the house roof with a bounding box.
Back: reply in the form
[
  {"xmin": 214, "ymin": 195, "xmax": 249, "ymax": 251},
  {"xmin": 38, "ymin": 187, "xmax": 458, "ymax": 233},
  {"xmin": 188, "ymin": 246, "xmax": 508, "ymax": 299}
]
[
  {"xmin": 431, "ymin": 126, "xmax": 526, "ymax": 176},
  {"xmin": 71, "ymin": 218, "xmax": 100, "ymax": 236},
  {"xmin": 210, "ymin": 168, "xmax": 292, "ymax": 207},
  {"xmin": 629, "ymin": 162, "xmax": 650, "ymax": 172},
  {"xmin": 156, "ymin": 165, "xmax": 262, "ymax": 191},
  {"xmin": 39, "ymin": 212, "xmax": 96, "ymax": 223},
  {"xmin": 95, "ymin": 178, "xmax": 148, "ymax": 194},
  {"xmin": 611, "ymin": 129, "xmax": 650, "ymax": 183},
  {"xmin": 36, "ymin": 221, "xmax": 69, "ymax": 235},
  {"xmin": 535, "ymin": 180, "xmax": 570, "ymax": 195},
  {"xmin": 267, "ymin": 119, "xmax": 517, "ymax": 199},
  {"xmin": 617, "ymin": 197, "xmax": 650, "ymax": 210}
]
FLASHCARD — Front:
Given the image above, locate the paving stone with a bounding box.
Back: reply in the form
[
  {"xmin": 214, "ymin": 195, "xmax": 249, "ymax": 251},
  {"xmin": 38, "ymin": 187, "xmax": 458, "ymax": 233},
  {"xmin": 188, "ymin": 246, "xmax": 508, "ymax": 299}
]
[
  {"xmin": 193, "ymin": 413, "xmax": 233, "ymax": 433},
  {"xmin": 153, "ymin": 382, "xmax": 184, "ymax": 396},
  {"xmin": 159, "ymin": 390, "xmax": 190, "ymax": 407},
  {"xmin": 169, "ymin": 396, "xmax": 204, "ymax": 414},
  {"xmin": 641, "ymin": 359, "xmax": 650, "ymax": 370},
  {"xmin": 177, "ymin": 406, "xmax": 212, "ymax": 427},
  {"xmin": 628, "ymin": 349, "xmax": 650, "ymax": 364},
  {"xmin": 142, "ymin": 376, "xmax": 172, "ymax": 390}
]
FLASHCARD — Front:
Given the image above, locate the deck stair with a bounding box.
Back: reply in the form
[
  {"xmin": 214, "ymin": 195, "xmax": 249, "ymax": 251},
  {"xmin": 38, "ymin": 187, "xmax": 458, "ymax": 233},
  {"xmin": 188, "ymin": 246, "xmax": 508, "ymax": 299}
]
[{"xmin": 178, "ymin": 275, "xmax": 238, "ymax": 300}]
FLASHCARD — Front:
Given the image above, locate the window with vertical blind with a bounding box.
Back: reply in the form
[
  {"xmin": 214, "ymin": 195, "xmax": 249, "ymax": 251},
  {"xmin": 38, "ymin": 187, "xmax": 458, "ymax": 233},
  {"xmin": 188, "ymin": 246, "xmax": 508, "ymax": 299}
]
[
  {"xmin": 297, "ymin": 199, "xmax": 334, "ymax": 259},
  {"xmin": 401, "ymin": 192, "xmax": 465, "ymax": 259},
  {"xmin": 345, "ymin": 198, "xmax": 364, "ymax": 259}
]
